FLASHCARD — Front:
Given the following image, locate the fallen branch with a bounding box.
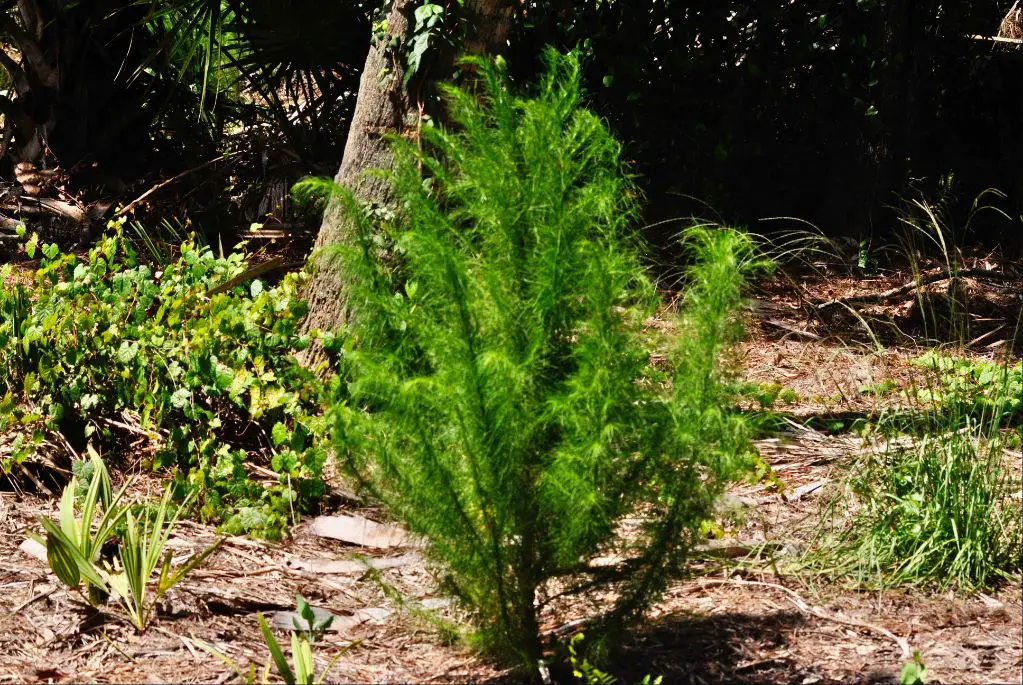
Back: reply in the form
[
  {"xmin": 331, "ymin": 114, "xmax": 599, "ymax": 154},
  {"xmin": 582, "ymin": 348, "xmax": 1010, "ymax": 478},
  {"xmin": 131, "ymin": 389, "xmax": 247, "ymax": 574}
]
[
  {"xmin": 699, "ymin": 578, "xmax": 911, "ymax": 658},
  {"xmin": 761, "ymin": 318, "xmax": 822, "ymax": 340},
  {"xmin": 100, "ymin": 416, "xmax": 162, "ymax": 440},
  {"xmin": 117, "ymin": 151, "xmax": 243, "ymax": 217},
  {"xmin": 206, "ymin": 257, "xmax": 304, "ymax": 296},
  {"xmin": 9, "ymin": 196, "xmax": 86, "ymax": 223},
  {"xmin": 967, "ymin": 33, "xmax": 1023, "ymax": 45},
  {"xmin": 817, "ymin": 268, "xmax": 1017, "ymax": 311}
]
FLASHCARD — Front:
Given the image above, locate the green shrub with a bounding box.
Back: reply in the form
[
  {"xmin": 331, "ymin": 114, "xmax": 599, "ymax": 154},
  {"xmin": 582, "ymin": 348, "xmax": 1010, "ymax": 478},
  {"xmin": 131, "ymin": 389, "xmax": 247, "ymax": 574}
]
[
  {"xmin": 314, "ymin": 50, "xmax": 760, "ymax": 671},
  {"xmin": 0, "ymin": 224, "xmax": 327, "ymax": 536}
]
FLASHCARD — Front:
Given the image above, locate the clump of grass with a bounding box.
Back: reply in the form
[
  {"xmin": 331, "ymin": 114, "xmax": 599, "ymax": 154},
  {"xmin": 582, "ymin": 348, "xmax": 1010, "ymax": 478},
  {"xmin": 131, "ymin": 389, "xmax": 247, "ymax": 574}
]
[{"xmin": 819, "ymin": 403, "xmax": 1021, "ymax": 590}]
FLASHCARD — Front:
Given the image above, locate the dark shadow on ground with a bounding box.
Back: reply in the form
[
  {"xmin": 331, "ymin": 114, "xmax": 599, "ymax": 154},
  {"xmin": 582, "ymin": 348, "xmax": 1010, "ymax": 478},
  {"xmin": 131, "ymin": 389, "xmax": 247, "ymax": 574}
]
[
  {"xmin": 614, "ymin": 610, "xmax": 833, "ymax": 685},
  {"xmin": 485, "ymin": 609, "xmax": 898, "ymax": 685}
]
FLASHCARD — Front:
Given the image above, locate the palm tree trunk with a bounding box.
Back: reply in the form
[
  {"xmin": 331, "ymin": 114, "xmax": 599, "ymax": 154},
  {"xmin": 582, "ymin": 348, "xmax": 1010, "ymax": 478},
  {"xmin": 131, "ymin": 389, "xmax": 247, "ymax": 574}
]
[{"xmin": 299, "ymin": 0, "xmax": 514, "ymax": 372}]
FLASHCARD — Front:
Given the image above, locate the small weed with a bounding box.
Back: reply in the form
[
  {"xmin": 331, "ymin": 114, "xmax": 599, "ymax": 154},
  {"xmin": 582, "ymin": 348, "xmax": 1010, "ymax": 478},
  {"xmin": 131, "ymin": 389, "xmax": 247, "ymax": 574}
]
[
  {"xmin": 900, "ymin": 650, "xmax": 928, "ymax": 685},
  {"xmin": 104, "ymin": 486, "xmax": 224, "ymax": 632},
  {"xmin": 858, "ymin": 378, "xmax": 900, "ymax": 396},
  {"xmin": 30, "ymin": 446, "xmax": 131, "ymax": 605},
  {"xmin": 292, "ymin": 594, "xmax": 333, "ymax": 643},
  {"xmin": 566, "ymin": 633, "xmax": 662, "ymax": 685},
  {"xmin": 198, "ymin": 603, "xmax": 356, "ymax": 685},
  {"xmin": 740, "ymin": 381, "xmax": 799, "ymax": 409}
]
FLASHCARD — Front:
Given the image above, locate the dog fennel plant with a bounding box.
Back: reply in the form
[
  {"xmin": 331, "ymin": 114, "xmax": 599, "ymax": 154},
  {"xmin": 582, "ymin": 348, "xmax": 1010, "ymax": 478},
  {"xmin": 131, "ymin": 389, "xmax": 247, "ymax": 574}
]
[{"xmin": 299, "ymin": 49, "xmax": 764, "ymax": 672}]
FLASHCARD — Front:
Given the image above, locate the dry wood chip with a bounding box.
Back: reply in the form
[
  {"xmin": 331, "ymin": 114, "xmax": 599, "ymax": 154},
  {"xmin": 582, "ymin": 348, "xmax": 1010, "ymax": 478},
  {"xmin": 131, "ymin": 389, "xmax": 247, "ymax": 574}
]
[
  {"xmin": 18, "ymin": 539, "xmax": 47, "ymax": 564},
  {"xmin": 791, "ymin": 479, "xmax": 830, "ymax": 501},
  {"xmin": 309, "ymin": 515, "xmax": 420, "ymax": 549}
]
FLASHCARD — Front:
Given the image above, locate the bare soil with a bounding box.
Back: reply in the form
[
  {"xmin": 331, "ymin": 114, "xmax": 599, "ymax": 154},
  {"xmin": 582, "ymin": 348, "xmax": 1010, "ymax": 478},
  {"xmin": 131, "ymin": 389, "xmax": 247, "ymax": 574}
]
[{"xmin": 0, "ymin": 262, "xmax": 1020, "ymax": 684}]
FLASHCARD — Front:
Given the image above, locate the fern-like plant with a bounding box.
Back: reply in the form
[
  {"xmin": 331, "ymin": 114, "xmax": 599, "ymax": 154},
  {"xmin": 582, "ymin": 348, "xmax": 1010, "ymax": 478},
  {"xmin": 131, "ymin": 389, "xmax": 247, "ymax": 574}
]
[{"xmin": 307, "ymin": 49, "xmax": 762, "ymax": 672}]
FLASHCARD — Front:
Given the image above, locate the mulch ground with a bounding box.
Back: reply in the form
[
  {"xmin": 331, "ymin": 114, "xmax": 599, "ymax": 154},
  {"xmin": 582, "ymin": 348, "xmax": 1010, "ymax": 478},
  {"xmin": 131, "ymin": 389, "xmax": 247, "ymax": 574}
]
[{"xmin": 0, "ymin": 259, "xmax": 1020, "ymax": 684}]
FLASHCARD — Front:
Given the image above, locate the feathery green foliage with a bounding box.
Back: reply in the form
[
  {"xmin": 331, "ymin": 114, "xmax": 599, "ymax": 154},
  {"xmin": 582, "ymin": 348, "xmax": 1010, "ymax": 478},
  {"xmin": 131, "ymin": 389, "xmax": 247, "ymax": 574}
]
[{"xmin": 306, "ymin": 50, "xmax": 761, "ymax": 670}]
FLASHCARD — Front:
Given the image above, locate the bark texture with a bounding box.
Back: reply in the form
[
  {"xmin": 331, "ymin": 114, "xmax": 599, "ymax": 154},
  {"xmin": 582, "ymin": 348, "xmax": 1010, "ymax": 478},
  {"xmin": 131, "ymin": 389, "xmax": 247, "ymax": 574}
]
[{"xmin": 300, "ymin": 0, "xmax": 514, "ymax": 371}]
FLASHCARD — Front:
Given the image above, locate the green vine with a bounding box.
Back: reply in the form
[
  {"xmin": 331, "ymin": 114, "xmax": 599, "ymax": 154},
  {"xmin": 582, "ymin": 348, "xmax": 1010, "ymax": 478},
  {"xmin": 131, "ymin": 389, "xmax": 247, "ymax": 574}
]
[{"xmin": 372, "ymin": 0, "xmax": 464, "ymax": 87}]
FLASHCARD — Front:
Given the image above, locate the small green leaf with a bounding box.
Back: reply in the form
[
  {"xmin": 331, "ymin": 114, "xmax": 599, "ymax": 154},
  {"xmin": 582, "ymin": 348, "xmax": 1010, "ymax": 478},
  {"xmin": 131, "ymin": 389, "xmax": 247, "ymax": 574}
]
[
  {"xmin": 45, "ymin": 531, "xmax": 81, "ymax": 589},
  {"xmin": 271, "ymin": 422, "xmax": 289, "ymax": 446},
  {"xmin": 116, "ymin": 341, "xmax": 140, "ymax": 364},
  {"xmin": 258, "ymin": 613, "xmax": 295, "ymax": 685},
  {"xmin": 170, "ymin": 388, "xmax": 191, "ymax": 409}
]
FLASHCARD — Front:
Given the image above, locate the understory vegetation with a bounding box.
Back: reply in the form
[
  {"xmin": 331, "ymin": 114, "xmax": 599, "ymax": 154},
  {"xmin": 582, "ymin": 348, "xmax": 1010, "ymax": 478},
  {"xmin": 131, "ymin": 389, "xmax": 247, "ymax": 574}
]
[
  {"xmin": 0, "ymin": 12, "xmax": 1021, "ymax": 679},
  {"xmin": 818, "ymin": 410, "xmax": 1021, "ymax": 590},
  {"xmin": 0, "ymin": 226, "xmax": 328, "ymax": 537},
  {"xmin": 315, "ymin": 50, "xmax": 762, "ymax": 669}
]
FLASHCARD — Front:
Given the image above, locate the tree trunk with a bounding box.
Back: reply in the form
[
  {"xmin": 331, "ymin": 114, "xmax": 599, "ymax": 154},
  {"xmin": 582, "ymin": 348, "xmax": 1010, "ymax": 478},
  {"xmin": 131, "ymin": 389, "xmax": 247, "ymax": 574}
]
[{"xmin": 299, "ymin": 0, "xmax": 514, "ymax": 371}]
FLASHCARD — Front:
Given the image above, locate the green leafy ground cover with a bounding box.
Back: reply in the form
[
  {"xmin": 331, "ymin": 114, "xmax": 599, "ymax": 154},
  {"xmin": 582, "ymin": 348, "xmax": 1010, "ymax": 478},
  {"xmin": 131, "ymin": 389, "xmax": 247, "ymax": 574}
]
[{"xmin": 0, "ymin": 225, "xmax": 328, "ymax": 537}]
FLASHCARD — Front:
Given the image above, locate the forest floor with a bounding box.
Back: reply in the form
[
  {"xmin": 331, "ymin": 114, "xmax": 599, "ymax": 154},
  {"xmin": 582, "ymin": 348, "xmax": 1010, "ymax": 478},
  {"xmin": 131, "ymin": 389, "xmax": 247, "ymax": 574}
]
[{"xmin": 0, "ymin": 258, "xmax": 1021, "ymax": 684}]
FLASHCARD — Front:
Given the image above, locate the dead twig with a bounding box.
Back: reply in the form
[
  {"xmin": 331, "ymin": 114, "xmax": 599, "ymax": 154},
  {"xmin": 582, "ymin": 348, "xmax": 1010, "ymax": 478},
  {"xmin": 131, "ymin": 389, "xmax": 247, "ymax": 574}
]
[
  {"xmin": 117, "ymin": 152, "xmax": 243, "ymax": 217},
  {"xmin": 101, "ymin": 417, "xmax": 161, "ymax": 440},
  {"xmin": 699, "ymin": 578, "xmax": 912, "ymax": 658},
  {"xmin": 761, "ymin": 318, "xmax": 822, "ymax": 340},
  {"xmin": 12, "ymin": 585, "xmax": 55, "ymax": 614},
  {"xmin": 968, "ymin": 34, "xmax": 1023, "ymax": 44}
]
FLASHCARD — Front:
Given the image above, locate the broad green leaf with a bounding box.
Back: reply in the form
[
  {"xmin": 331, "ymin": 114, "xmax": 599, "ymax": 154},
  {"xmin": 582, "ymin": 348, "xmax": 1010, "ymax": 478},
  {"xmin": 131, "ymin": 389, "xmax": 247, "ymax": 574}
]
[
  {"xmin": 116, "ymin": 341, "xmax": 140, "ymax": 364},
  {"xmin": 170, "ymin": 388, "xmax": 191, "ymax": 409},
  {"xmin": 39, "ymin": 518, "xmax": 109, "ymax": 591},
  {"xmin": 45, "ymin": 530, "xmax": 81, "ymax": 589}
]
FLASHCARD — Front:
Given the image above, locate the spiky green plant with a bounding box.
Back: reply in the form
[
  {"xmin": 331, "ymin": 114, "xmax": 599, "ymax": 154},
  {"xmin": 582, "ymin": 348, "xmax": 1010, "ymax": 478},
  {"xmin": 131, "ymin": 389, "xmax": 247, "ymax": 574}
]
[
  {"xmin": 197, "ymin": 612, "xmax": 350, "ymax": 685},
  {"xmin": 105, "ymin": 486, "xmax": 224, "ymax": 632},
  {"xmin": 306, "ymin": 49, "xmax": 762, "ymax": 672},
  {"xmin": 30, "ymin": 447, "xmax": 132, "ymax": 604}
]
